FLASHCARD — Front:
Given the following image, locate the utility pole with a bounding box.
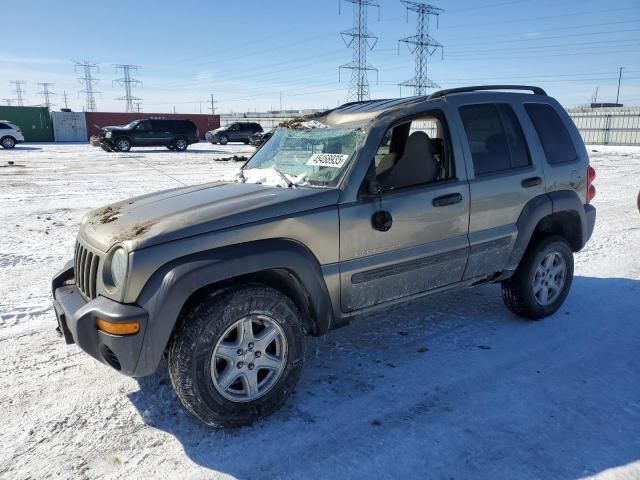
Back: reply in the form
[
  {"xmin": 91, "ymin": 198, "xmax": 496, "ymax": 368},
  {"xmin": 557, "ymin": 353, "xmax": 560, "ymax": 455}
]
[
  {"xmin": 62, "ymin": 90, "xmax": 69, "ymax": 109},
  {"xmin": 339, "ymin": 0, "xmax": 380, "ymax": 102},
  {"xmin": 9, "ymin": 81, "xmax": 26, "ymax": 106},
  {"xmin": 591, "ymin": 86, "xmax": 599, "ymax": 104},
  {"xmin": 38, "ymin": 82, "xmax": 56, "ymax": 109},
  {"xmin": 134, "ymin": 102, "xmax": 142, "ymax": 113},
  {"xmin": 113, "ymin": 64, "xmax": 143, "ymax": 112},
  {"xmin": 398, "ymin": 1, "xmax": 443, "ymax": 96},
  {"xmin": 615, "ymin": 66, "xmax": 624, "ymax": 105},
  {"xmin": 3, "ymin": 99, "xmax": 15, "ymax": 106},
  {"xmin": 209, "ymin": 94, "xmax": 218, "ymax": 115},
  {"xmin": 279, "ymin": 92, "xmax": 283, "ymax": 112},
  {"xmin": 74, "ymin": 61, "xmax": 100, "ymax": 112}
]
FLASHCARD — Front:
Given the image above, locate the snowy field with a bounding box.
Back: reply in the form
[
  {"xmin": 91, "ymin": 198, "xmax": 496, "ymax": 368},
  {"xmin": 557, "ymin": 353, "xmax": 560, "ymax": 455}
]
[{"xmin": 0, "ymin": 142, "xmax": 639, "ymax": 480}]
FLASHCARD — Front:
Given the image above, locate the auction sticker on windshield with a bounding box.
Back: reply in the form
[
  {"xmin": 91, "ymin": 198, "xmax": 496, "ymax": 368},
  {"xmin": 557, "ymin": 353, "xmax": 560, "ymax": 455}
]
[{"xmin": 306, "ymin": 153, "xmax": 349, "ymax": 168}]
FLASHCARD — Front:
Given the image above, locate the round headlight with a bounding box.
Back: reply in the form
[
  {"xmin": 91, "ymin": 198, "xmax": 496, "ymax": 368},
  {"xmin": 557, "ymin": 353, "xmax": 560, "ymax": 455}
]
[
  {"xmin": 105, "ymin": 131, "xmax": 112, "ymax": 138},
  {"xmin": 110, "ymin": 248, "xmax": 128, "ymax": 288}
]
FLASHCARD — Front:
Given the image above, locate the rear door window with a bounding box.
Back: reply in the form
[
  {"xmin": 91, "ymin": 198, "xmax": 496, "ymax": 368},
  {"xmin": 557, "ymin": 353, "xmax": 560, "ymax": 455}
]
[
  {"xmin": 0, "ymin": 123, "xmax": 9, "ymax": 129},
  {"xmin": 525, "ymin": 103, "xmax": 578, "ymax": 164},
  {"xmin": 459, "ymin": 103, "xmax": 531, "ymax": 176}
]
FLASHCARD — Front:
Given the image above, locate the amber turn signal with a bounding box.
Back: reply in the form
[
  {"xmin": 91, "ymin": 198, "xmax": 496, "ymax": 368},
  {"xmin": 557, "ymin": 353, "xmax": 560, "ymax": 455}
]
[{"xmin": 96, "ymin": 318, "xmax": 140, "ymax": 335}]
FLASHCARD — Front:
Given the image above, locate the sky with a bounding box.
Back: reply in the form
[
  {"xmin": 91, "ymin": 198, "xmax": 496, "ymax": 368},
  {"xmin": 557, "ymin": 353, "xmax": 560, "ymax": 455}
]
[{"xmin": 1, "ymin": 0, "xmax": 639, "ymax": 113}]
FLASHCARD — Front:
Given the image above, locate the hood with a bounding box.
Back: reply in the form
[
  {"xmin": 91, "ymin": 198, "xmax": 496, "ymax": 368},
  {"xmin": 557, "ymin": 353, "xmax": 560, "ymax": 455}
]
[
  {"xmin": 101, "ymin": 125, "xmax": 128, "ymax": 131},
  {"xmin": 79, "ymin": 182, "xmax": 339, "ymax": 252}
]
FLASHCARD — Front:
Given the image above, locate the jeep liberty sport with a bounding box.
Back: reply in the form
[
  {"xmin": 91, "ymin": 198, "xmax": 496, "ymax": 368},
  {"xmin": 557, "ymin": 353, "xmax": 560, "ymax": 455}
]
[{"xmin": 52, "ymin": 86, "xmax": 596, "ymax": 427}]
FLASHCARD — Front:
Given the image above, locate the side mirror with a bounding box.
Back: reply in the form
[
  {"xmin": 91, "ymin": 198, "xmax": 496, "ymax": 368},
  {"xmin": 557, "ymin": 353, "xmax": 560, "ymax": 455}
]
[{"xmin": 368, "ymin": 180, "xmax": 382, "ymax": 196}]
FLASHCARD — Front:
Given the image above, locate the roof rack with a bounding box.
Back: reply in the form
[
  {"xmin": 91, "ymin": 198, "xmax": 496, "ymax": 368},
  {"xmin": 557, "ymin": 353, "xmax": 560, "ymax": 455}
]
[{"xmin": 428, "ymin": 85, "xmax": 547, "ymax": 99}]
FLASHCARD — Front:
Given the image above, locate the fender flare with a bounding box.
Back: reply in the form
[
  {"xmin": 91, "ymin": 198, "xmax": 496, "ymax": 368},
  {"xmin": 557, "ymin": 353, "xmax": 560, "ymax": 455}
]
[
  {"xmin": 132, "ymin": 239, "xmax": 334, "ymax": 377},
  {"xmin": 506, "ymin": 190, "xmax": 589, "ymax": 271}
]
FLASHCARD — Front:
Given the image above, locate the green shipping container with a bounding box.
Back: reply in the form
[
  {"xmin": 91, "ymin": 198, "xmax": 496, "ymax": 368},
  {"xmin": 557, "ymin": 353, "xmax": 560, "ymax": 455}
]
[{"xmin": 0, "ymin": 106, "xmax": 54, "ymax": 142}]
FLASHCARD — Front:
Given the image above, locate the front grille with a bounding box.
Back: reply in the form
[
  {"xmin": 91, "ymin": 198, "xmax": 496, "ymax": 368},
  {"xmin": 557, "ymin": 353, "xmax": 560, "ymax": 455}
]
[{"xmin": 74, "ymin": 241, "xmax": 101, "ymax": 300}]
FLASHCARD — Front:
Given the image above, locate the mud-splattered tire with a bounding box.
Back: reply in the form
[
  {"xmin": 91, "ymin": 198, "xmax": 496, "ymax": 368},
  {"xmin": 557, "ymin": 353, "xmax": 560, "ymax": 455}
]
[
  {"xmin": 167, "ymin": 285, "xmax": 306, "ymax": 428},
  {"xmin": 501, "ymin": 235, "xmax": 574, "ymax": 320}
]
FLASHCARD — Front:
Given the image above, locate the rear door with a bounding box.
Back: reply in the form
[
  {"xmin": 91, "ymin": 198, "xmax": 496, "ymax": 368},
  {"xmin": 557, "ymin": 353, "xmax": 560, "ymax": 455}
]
[
  {"xmin": 227, "ymin": 123, "xmax": 242, "ymax": 142},
  {"xmin": 450, "ymin": 96, "xmax": 546, "ymax": 279},
  {"xmin": 150, "ymin": 120, "xmax": 174, "ymax": 145}
]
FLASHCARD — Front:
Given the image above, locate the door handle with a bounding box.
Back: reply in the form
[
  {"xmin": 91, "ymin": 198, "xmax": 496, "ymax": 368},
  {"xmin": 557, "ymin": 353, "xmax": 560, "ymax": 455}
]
[
  {"xmin": 432, "ymin": 193, "xmax": 462, "ymax": 207},
  {"xmin": 521, "ymin": 176, "xmax": 542, "ymax": 188},
  {"xmin": 371, "ymin": 211, "xmax": 393, "ymax": 232}
]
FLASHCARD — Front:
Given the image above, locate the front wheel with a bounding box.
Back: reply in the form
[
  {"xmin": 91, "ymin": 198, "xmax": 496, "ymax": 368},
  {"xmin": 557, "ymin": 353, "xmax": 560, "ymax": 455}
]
[
  {"xmin": 1, "ymin": 136, "xmax": 16, "ymax": 149},
  {"xmin": 114, "ymin": 137, "xmax": 131, "ymax": 152},
  {"xmin": 218, "ymin": 135, "xmax": 228, "ymax": 145},
  {"xmin": 167, "ymin": 285, "xmax": 305, "ymax": 427},
  {"xmin": 501, "ymin": 236, "xmax": 574, "ymax": 320}
]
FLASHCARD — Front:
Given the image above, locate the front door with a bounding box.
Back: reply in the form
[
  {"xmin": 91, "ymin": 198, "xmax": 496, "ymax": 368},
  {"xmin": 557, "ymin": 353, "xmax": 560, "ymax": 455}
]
[
  {"xmin": 133, "ymin": 120, "xmax": 154, "ymax": 146},
  {"xmin": 339, "ymin": 111, "xmax": 471, "ymax": 311}
]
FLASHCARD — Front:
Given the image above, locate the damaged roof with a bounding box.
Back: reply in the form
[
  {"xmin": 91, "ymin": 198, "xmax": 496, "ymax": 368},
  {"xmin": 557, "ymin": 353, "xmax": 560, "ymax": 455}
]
[{"xmin": 313, "ymin": 96, "xmax": 429, "ymax": 127}]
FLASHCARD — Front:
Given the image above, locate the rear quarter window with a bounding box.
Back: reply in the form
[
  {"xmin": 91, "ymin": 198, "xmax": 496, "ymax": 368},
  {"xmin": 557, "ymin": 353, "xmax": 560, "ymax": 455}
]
[
  {"xmin": 524, "ymin": 103, "xmax": 578, "ymax": 164},
  {"xmin": 0, "ymin": 123, "xmax": 10, "ymax": 129}
]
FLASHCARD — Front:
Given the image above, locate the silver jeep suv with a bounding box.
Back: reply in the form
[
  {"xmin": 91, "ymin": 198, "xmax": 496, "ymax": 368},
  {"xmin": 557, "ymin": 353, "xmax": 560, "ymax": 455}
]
[{"xmin": 52, "ymin": 86, "xmax": 596, "ymax": 427}]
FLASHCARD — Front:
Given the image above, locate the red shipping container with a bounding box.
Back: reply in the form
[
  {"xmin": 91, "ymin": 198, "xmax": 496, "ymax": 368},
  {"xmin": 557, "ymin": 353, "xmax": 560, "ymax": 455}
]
[{"xmin": 84, "ymin": 112, "xmax": 220, "ymax": 140}]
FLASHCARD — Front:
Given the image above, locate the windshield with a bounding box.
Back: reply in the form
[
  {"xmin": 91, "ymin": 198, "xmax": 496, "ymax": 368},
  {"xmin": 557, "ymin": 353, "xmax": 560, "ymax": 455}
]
[
  {"xmin": 123, "ymin": 120, "xmax": 140, "ymax": 129},
  {"xmin": 242, "ymin": 126, "xmax": 363, "ymax": 187}
]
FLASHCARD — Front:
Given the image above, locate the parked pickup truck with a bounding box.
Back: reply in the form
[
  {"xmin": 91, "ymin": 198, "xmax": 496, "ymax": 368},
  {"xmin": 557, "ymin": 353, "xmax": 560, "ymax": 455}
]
[{"xmin": 52, "ymin": 85, "xmax": 596, "ymax": 427}]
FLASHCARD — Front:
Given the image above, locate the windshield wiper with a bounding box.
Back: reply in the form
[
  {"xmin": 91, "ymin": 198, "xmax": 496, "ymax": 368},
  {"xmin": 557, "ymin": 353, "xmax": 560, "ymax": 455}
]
[{"xmin": 273, "ymin": 168, "xmax": 294, "ymax": 188}]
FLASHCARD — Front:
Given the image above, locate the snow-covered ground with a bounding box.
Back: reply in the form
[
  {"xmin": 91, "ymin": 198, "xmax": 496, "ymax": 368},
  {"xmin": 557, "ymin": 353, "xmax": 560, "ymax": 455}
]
[{"xmin": 0, "ymin": 142, "xmax": 639, "ymax": 480}]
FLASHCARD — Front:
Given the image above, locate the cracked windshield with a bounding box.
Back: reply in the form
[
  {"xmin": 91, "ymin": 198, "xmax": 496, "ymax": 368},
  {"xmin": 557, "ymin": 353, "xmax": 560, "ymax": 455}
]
[{"xmin": 243, "ymin": 125, "xmax": 363, "ymax": 187}]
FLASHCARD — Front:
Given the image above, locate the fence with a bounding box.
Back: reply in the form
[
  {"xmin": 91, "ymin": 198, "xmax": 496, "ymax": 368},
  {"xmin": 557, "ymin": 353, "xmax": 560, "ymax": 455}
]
[{"xmin": 568, "ymin": 110, "xmax": 640, "ymax": 146}]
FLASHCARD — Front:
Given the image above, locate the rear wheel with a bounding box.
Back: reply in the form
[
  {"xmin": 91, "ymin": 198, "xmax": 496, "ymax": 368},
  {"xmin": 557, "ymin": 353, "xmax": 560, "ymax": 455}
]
[
  {"xmin": 167, "ymin": 285, "xmax": 305, "ymax": 427},
  {"xmin": 114, "ymin": 137, "xmax": 131, "ymax": 152},
  {"xmin": 1, "ymin": 136, "xmax": 16, "ymax": 149},
  {"xmin": 219, "ymin": 135, "xmax": 228, "ymax": 145},
  {"xmin": 174, "ymin": 137, "xmax": 188, "ymax": 151},
  {"xmin": 501, "ymin": 235, "xmax": 574, "ymax": 319}
]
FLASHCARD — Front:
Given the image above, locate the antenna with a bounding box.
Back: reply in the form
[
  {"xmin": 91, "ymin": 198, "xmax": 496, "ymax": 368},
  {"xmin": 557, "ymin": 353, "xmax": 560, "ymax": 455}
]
[
  {"xmin": 9, "ymin": 81, "xmax": 26, "ymax": 106},
  {"xmin": 113, "ymin": 64, "xmax": 143, "ymax": 113},
  {"xmin": 339, "ymin": 0, "xmax": 380, "ymax": 102},
  {"xmin": 74, "ymin": 61, "xmax": 100, "ymax": 112},
  {"xmin": 38, "ymin": 82, "xmax": 56, "ymax": 109},
  {"xmin": 398, "ymin": 1, "xmax": 444, "ymax": 96}
]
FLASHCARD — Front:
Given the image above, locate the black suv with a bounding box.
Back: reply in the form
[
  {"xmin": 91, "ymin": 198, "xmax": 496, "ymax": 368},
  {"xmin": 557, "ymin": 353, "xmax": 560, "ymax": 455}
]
[
  {"xmin": 99, "ymin": 119, "xmax": 199, "ymax": 152},
  {"xmin": 207, "ymin": 122, "xmax": 263, "ymax": 145}
]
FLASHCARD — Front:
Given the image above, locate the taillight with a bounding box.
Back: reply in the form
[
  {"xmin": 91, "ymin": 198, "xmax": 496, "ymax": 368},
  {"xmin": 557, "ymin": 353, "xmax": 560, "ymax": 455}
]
[{"xmin": 587, "ymin": 165, "xmax": 596, "ymax": 203}]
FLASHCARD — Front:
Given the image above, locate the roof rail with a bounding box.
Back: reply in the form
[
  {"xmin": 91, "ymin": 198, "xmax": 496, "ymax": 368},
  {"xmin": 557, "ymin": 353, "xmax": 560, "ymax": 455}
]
[{"xmin": 428, "ymin": 85, "xmax": 547, "ymax": 99}]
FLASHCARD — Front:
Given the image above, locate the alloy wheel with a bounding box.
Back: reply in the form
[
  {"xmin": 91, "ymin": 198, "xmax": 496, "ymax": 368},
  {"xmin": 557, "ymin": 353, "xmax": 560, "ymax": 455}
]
[
  {"xmin": 533, "ymin": 251, "xmax": 567, "ymax": 306},
  {"xmin": 211, "ymin": 314, "xmax": 288, "ymax": 402}
]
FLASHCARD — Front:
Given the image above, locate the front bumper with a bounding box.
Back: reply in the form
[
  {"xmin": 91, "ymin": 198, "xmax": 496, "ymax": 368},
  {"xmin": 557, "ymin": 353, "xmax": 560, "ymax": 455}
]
[{"xmin": 52, "ymin": 260, "xmax": 148, "ymax": 376}]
